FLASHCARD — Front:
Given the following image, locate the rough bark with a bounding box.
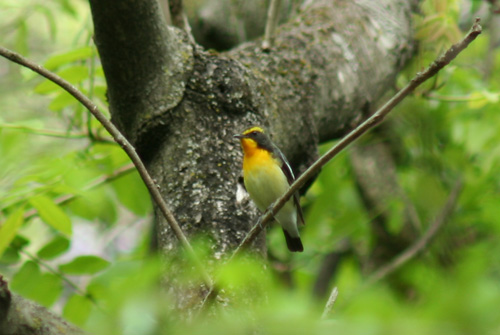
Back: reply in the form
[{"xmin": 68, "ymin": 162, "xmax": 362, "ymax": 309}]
[
  {"xmin": 89, "ymin": 0, "xmax": 417, "ymax": 261},
  {"xmin": 1, "ymin": 0, "xmax": 420, "ymax": 332}
]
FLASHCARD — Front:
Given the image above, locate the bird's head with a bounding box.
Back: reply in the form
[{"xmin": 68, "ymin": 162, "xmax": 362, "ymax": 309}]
[{"xmin": 234, "ymin": 126, "xmax": 274, "ymax": 155}]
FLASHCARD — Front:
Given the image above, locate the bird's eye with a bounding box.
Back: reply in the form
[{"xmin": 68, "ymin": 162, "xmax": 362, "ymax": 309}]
[{"xmin": 251, "ymin": 131, "xmax": 258, "ymax": 136}]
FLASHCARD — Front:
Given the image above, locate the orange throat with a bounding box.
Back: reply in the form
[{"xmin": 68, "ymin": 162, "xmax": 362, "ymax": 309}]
[{"xmin": 240, "ymin": 138, "xmax": 274, "ymax": 173}]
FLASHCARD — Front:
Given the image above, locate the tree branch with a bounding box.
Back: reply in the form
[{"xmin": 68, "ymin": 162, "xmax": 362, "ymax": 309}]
[
  {"xmin": 364, "ymin": 179, "xmax": 463, "ymax": 286},
  {"xmin": 262, "ymin": 0, "xmax": 282, "ymax": 50},
  {"xmin": 197, "ymin": 18, "xmax": 481, "ymax": 309},
  {"xmin": 168, "ymin": 0, "xmax": 195, "ymax": 42},
  {"xmin": 90, "ymin": 0, "xmax": 420, "ymax": 264},
  {"xmin": 321, "ymin": 286, "xmax": 339, "ymax": 319},
  {"xmin": 22, "ymin": 163, "xmax": 135, "ymax": 221},
  {"xmin": 0, "ymin": 47, "xmax": 213, "ymax": 289},
  {"xmin": 233, "ymin": 19, "xmax": 482, "ymax": 256},
  {"xmin": 0, "ymin": 123, "xmax": 113, "ymax": 142}
]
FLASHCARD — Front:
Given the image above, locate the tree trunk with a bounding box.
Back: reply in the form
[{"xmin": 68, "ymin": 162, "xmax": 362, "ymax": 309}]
[
  {"xmin": 89, "ymin": 0, "xmax": 417, "ymax": 260},
  {"xmin": 1, "ymin": 0, "xmax": 419, "ymax": 332}
]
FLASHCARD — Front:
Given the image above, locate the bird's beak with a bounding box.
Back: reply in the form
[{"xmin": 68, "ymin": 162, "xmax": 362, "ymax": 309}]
[{"xmin": 234, "ymin": 134, "xmax": 243, "ymax": 139}]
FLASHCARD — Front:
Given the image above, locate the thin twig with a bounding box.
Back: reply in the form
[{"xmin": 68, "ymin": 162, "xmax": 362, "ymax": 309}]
[
  {"xmin": 424, "ymin": 92, "xmax": 494, "ymax": 102},
  {"xmin": 159, "ymin": 0, "xmax": 173, "ymax": 25},
  {"xmin": 321, "ymin": 286, "xmax": 339, "ymax": 319},
  {"xmin": 11, "ymin": 164, "xmax": 139, "ymax": 309},
  {"xmin": 20, "ymin": 250, "xmax": 98, "ymax": 305},
  {"xmin": 232, "ymin": 19, "xmax": 482, "ymax": 257},
  {"xmin": 0, "ymin": 47, "xmax": 213, "ymax": 289},
  {"xmin": 21, "ymin": 163, "xmax": 135, "ymax": 222},
  {"xmin": 197, "ymin": 20, "xmax": 481, "ymax": 310},
  {"xmin": 199, "ymin": 17, "xmax": 482, "ymax": 311},
  {"xmin": 0, "ymin": 123, "xmax": 113, "ymax": 143},
  {"xmin": 364, "ymin": 179, "xmax": 463, "ymax": 287},
  {"xmin": 262, "ymin": 0, "xmax": 283, "ymax": 50},
  {"xmin": 168, "ymin": 0, "xmax": 195, "ymax": 43}
]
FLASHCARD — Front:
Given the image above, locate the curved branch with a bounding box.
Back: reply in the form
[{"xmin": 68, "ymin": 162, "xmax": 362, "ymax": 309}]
[
  {"xmin": 0, "ymin": 47, "xmax": 213, "ymax": 289},
  {"xmin": 233, "ymin": 19, "xmax": 482, "ymax": 256},
  {"xmin": 262, "ymin": 0, "xmax": 282, "ymax": 50},
  {"xmin": 364, "ymin": 179, "xmax": 463, "ymax": 286}
]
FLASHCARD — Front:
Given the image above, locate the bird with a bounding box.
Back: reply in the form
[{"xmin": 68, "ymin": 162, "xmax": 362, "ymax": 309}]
[{"xmin": 234, "ymin": 126, "xmax": 304, "ymax": 252}]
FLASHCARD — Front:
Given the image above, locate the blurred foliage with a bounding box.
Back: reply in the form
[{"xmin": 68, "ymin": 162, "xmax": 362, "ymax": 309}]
[{"xmin": 1, "ymin": 0, "xmax": 500, "ymax": 334}]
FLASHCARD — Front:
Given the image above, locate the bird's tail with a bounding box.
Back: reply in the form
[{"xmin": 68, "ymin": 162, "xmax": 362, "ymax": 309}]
[{"xmin": 283, "ymin": 229, "xmax": 303, "ymax": 252}]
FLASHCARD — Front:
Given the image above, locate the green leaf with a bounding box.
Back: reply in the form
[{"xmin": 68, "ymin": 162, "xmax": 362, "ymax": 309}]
[
  {"xmin": 0, "ymin": 247, "xmax": 21, "ymax": 264},
  {"xmin": 34, "ymin": 65, "xmax": 89, "ymax": 94},
  {"xmin": 44, "ymin": 47, "xmax": 94, "ymax": 70},
  {"xmin": 68, "ymin": 189, "xmax": 117, "ymax": 225},
  {"xmin": 63, "ymin": 294, "xmax": 92, "ymax": 326},
  {"xmin": 59, "ymin": 255, "xmax": 110, "ymax": 275},
  {"xmin": 15, "ymin": 21, "xmax": 28, "ymax": 55},
  {"xmin": 10, "ymin": 261, "xmax": 63, "ymax": 307},
  {"xmin": 111, "ymin": 171, "xmax": 151, "ymax": 215},
  {"xmin": 48, "ymin": 90, "xmax": 78, "ymax": 111},
  {"xmin": 29, "ymin": 195, "xmax": 72, "ymax": 236},
  {"xmin": 37, "ymin": 235, "xmax": 70, "ymax": 260},
  {"xmin": 10, "ymin": 235, "xmax": 30, "ymax": 250},
  {"xmin": 0, "ymin": 207, "xmax": 24, "ymax": 257}
]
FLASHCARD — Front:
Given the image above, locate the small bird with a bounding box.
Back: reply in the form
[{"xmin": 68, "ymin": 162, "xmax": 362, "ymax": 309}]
[{"xmin": 234, "ymin": 126, "xmax": 304, "ymax": 252}]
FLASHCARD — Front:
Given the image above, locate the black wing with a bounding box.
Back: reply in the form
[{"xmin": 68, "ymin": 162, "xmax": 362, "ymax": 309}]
[{"xmin": 274, "ymin": 147, "xmax": 305, "ymax": 226}]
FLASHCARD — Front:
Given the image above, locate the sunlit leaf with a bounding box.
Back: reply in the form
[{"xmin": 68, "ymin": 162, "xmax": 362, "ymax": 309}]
[
  {"xmin": 34, "ymin": 65, "xmax": 89, "ymax": 94},
  {"xmin": 49, "ymin": 90, "xmax": 78, "ymax": 111},
  {"xmin": 467, "ymin": 91, "xmax": 489, "ymax": 109},
  {"xmin": 15, "ymin": 21, "xmax": 28, "ymax": 55},
  {"xmin": 44, "ymin": 46, "xmax": 94, "ymax": 70},
  {"xmin": 29, "ymin": 195, "xmax": 72, "ymax": 236}
]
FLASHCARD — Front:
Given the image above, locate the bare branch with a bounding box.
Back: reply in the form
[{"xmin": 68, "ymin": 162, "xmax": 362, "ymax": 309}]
[
  {"xmin": 232, "ymin": 19, "xmax": 482, "ymax": 256},
  {"xmin": 321, "ymin": 286, "xmax": 339, "ymax": 319},
  {"xmin": 197, "ymin": 18, "xmax": 482, "ymax": 310},
  {"xmin": 262, "ymin": 0, "xmax": 283, "ymax": 50},
  {"xmin": 158, "ymin": 0, "xmax": 173, "ymax": 25},
  {"xmin": 0, "ymin": 123, "xmax": 113, "ymax": 142},
  {"xmin": 364, "ymin": 179, "xmax": 463, "ymax": 286},
  {"xmin": 22, "ymin": 163, "xmax": 135, "ymax": 221},
  {"xmin": 0, "ymin": 47, "xmax": 213, "ymax": 289},
  {"xmin": 168, "ymin": 0, "xmax": 195, "ymax": 43}
]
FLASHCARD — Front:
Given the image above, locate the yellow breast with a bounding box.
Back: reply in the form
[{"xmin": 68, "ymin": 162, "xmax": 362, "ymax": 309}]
[{"xmin": 240, "ymin": 138, "xmax": 289, "ymax": 211}]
